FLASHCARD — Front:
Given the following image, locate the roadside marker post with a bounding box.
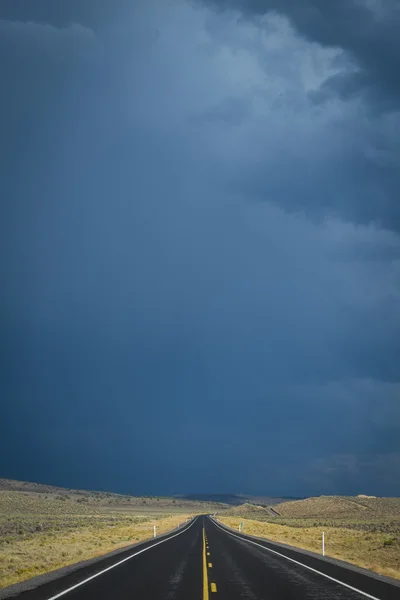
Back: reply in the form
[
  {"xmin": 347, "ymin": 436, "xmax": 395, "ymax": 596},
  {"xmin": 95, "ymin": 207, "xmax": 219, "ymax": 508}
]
[
  {"xmin": 322, "ymin": 531, "xmax": 325, "ymax": 556},
  {"xmin": 154, "ymin": 525, "xmax": 157, "ymax": 538}
]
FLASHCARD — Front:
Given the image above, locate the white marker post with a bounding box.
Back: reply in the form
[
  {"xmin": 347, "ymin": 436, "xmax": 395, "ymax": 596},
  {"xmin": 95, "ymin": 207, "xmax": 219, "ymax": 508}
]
[
  {"xmin": 154, "ymin": 525, "xmax": 157, "ymax": 538},
  {"xmin": 322, "ymin": 531, "xmax": 325, "ymax": 556}
]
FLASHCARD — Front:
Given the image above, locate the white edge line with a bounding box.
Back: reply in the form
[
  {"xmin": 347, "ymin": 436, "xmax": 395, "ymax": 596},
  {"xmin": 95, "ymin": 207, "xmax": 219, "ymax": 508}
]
[
  {"xmin": 45, "ymin": 517, "xmax": 198, "ymax": 600},
  {"xmin": 210, "ymin": 518, "xmax": 382, "ymax": 600}
]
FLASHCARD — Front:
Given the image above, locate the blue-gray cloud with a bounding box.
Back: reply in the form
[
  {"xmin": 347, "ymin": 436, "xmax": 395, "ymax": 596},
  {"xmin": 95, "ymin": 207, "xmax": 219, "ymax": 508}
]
[
  {"xmin": 201, "ymin": 0, "xmax": 400, "ymax": 231},
  {"xmin": 201, "ymin": 1, "xmax": 400, "ymax": 103},
  {"xmin": 0, "ymin": 0, "xmax": 399, "ymax": 496}
]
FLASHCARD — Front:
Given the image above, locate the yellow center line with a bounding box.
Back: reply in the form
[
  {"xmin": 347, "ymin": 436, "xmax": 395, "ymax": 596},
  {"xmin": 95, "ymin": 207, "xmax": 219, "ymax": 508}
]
[
  {"xmin": 208, "ymin": 562, "xmax": 212, "ymax": 567},
  {"xmin": 203, "ymin": 526, "xmax": 209, "ymax": 600},
  {"xmin": 211, "ymin": 583, "xmax": 217, "ymax": 592}
]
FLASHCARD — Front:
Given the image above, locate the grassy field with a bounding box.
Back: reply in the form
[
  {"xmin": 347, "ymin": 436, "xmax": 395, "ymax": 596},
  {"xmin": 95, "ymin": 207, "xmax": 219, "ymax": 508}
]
[
  {"xmin": 0, "ymin": 478, "xmax": 227, "ymax": 512},
  {"xmin": 4, "ymin": 480, "xmax": 398, "ymax": 587},
  {"xmin": 274, "ymin": 495, "xmax": 400, "ymax": 520},
  {"xmin": 218, "ymin": 495, "xmax": 400, "ymax": 581},
  {"xmin": 218, "ymin": 502, "xmax": 277, "ymax": 519},
  {"xmin": 0, "ymin": 481, "xmax": 227, "ymax": 590}
]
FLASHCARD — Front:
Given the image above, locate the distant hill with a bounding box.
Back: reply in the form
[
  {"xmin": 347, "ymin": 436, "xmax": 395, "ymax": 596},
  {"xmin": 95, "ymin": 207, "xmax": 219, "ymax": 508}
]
[
  {"xmin": 0, "ymin": 478, "xmax": 230, "ymax": 512},
  {"xmin": 0, "ymin": 479, "xmax": 304, "ymax": 512},
  {"xmin": 220, "ymin": 502, "xmax": 278, "ymax": 519},
  {"xmin": 177, "ymin": 494, "xmax": 299, "ymax": 506},
  {"xmin": 273, "ymin": 495, "xmax": 400, "ymax": 519}
]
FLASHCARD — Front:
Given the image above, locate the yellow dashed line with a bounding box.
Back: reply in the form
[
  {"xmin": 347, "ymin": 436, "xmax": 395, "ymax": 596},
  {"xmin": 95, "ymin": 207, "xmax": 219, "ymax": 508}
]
[
  {"xmin": 208, "ymin": 562, "xmax": 212, "ymax": 567},
  {"xmin": 207, "ymin": 552, "xmax": 210, "ymax": 556},
  {"xmin": 211, "ymin": 583, "xmax": 217, "ymax": 592},
  {"xmin": 203, "ymin": 527, "xmax": 209, "ymax": 600}
]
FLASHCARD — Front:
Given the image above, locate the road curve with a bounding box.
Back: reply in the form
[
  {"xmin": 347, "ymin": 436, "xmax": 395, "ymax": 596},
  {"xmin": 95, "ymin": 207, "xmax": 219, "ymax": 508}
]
[{"xmin": 3, "ymin": 515, "xmax": 399, "ymax": 600}]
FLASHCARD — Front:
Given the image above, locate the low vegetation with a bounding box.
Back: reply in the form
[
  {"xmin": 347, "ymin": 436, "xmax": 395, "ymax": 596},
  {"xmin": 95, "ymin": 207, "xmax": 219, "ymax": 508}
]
[
  {"xmin": 0, "ymin": 511, "xmax": 187, "ymax": 589},
  {"xmin": 218, "ymin": 495, "xmax": 400, "ymax": 581},
  {"xmin": 0, "ymin": 479, "xmax": 227, "ymax": 512},
  {"xmin": 0, "ymin": 479, "xmax": 228, "ymax": 590},
  {"xmin": 220, "ymin": 502, "xmax": 277, "ymax": 519},
  {"xmin": 178, "ymin": 493, "xmax": 294, "ymax": 506},
  {"xmin": 274, "ymin": 495, "xmax": 400, "ymax": 520}
]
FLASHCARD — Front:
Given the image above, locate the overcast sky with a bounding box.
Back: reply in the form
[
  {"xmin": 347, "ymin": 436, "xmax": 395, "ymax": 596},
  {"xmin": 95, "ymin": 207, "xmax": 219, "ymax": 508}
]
[{"xmin": 1, "ymin": 0, "xmax": 399, "ymax": 497}]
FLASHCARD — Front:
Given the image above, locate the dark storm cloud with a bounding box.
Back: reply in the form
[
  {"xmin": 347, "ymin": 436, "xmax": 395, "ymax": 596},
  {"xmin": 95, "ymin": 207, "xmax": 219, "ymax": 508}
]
[
  {"xmin": 1, "ymin": 0, "xmax": 399, "ymax": 495},
  {"xmin": 201, "ymin": 0, "xmax": 400, "ymax": 106},
  {"xmin": 201, "ymin": 0, "xmax": 400, "ymax": 231},
  {"xmin": 0, "ymin": 0, "xmax": 130, "ymax": 28}
]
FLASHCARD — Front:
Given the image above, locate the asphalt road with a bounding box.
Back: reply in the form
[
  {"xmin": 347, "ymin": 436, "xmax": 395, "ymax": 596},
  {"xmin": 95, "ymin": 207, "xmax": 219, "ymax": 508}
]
[{"xmin": 5, "ymin": 515, "xmax": 400, "ymax": 600}]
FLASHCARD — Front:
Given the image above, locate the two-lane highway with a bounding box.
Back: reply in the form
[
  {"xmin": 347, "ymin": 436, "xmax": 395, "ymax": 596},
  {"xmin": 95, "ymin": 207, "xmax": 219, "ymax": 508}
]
[
  {"xmin": 4, "ymin": 516, "xmax": 400, "ymax": 600},
  {"xmin": 7, "ymin": 517, "xmax": 203, "ymax": 600},
  {"xmin": 206, "ymin": 518, "xmax": 398, "ymax": 600}
]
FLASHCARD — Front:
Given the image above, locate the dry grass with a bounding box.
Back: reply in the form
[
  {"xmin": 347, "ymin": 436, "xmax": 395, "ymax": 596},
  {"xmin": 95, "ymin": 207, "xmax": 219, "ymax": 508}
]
[
  {"xmin": 0, "ymin": 490, "xmax": 195, "ymax": 590},
  {"xmin": 218, "ymin": 516, "xmax": 400, "ymax": 581},
  {"xmin": 221, "ymin": 503, "xmax": 276, "ymax": 519},
  {"xmin": 0, "ymin": 478, "xmax": 231, "ymax": 590},
  {"xmin": 0, "ymin": 513, "xmax": 189, "ymax": 589},
  {"xmin": 0, "ymin": 492, "xmax": 103, "ymax": 517},
  {"xmin": 0, "ymin": 478, "xmax": 230, "ymax": 590},
  {"xmin": 275, "ymin": 496, "xmax": 400, "ymax": 520},
  {"xmin": 0, "ymin": 479, "xmax": 228, "ymax": 513}
]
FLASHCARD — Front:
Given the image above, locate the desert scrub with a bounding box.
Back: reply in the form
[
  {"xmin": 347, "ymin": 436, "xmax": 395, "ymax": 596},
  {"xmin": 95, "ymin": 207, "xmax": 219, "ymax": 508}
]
[
  {"xmin": 0, "ymin": 492, "xmax": 102, "ymax": 516},
  {"xmin": 275, "ymin": 496, "xmax": 400, "ymax": 519},
  {"xmin": 264, "ymin": 517, "xmax": 400, "ymax": 534},
  {"xmin": 218, "ymin": 516, "xmax": 400, "ymax": 581},
  {"xmin": 0, "ymin": 513, "xmax": 189, "ymax": 589}
]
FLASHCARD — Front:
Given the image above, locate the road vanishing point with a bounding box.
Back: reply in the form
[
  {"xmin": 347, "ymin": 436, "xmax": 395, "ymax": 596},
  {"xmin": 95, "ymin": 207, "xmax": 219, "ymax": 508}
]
[{"xmin": 4, "ymin": 516, "xmax": 400, "ymax": 600}]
